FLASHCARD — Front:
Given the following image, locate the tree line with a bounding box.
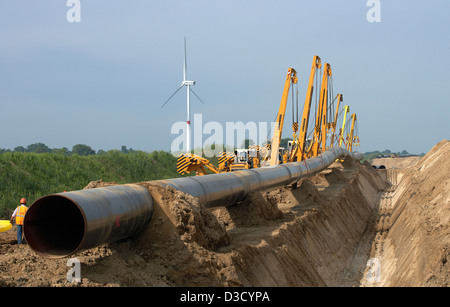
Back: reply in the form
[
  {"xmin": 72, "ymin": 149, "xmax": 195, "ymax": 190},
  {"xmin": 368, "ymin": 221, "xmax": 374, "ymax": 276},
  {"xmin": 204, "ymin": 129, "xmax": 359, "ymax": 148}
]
[{"xmin": 0, "ymin": 143, "xmax": 138, "ymax": 156}]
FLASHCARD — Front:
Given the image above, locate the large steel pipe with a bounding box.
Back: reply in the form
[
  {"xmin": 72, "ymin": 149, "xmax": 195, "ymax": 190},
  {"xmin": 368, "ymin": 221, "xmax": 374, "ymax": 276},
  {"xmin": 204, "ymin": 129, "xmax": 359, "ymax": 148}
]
[
  {"xmin": 23, "ymin": 148, "xmax": 360, "ymax": 258},
  {"xmin": 23, "ymin": 184, "xmax": 153, "ymax": 258},
  {"xmin": 155, "ymin": 147, "xmax": 360, "ymax": 208}
]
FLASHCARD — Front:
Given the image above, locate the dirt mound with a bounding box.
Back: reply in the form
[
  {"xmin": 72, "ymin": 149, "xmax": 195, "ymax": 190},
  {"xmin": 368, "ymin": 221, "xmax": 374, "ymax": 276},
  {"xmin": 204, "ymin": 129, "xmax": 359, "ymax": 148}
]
[
  {"xmin": 309, "ymin": 167, "xmax": 348, "ymax": 188},
  {"xmin": 138, "ymin": 183, "xmax": 230, "ymax": 251},
  {"xmin": 213, "ymin": 192, "xmax": 283, "ymax": 229}
]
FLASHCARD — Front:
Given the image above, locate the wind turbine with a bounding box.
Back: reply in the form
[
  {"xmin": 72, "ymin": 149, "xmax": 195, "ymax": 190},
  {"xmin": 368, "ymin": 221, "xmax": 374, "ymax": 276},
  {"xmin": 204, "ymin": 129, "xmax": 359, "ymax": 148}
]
[{"xmin": 161, "ymin": 37, "xmax": 204, "ymax": 153}]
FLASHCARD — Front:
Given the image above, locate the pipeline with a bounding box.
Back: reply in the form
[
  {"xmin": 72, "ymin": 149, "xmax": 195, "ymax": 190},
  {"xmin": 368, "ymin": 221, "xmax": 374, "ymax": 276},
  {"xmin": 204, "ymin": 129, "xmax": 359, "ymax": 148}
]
[
  {"xmin": 24, "ymin": 148, "xmax": 361, "ymax": 258},
  {"xmin": 155, "ymin": 147, "xmax": 362, "ymax": 208},
  {"xmin": 23, "ymin": 184, "xmax": 154, "ymax": 258}
]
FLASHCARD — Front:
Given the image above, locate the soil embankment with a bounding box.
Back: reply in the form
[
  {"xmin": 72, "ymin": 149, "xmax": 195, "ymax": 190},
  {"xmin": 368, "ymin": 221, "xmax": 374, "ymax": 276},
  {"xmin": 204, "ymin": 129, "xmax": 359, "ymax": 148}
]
[
  {"xmin": 0, "ymin": 141, "xmax": 448, "ymax": 287},
  {"xmin": 362, "ymin": 140, "xmax": 449, "ymax": 286}
]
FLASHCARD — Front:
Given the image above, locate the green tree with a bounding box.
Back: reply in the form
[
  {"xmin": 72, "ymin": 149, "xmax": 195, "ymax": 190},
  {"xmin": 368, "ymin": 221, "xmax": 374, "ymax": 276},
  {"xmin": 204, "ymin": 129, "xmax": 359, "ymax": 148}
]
[
  {"xmin": 27, "ymin": 143, "xmax": 51, "ymax": 153},
  {"xmin": 72, "ymin": 144, "xmax": 96, "ymax": 156},
  {"xmin": 14, "ymin": 146, "xmax": 26, "ymax": 152},
  {"xmin": 52, "ymin": 147, "xmax": 71, "ymax": 155}
]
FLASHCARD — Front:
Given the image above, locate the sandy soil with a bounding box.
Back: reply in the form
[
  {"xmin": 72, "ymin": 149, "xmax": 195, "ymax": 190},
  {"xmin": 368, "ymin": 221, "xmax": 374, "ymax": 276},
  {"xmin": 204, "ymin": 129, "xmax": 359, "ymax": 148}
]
[{"xmin": 0, "ymin": 140, "xmax": 448, "ymax": 287}]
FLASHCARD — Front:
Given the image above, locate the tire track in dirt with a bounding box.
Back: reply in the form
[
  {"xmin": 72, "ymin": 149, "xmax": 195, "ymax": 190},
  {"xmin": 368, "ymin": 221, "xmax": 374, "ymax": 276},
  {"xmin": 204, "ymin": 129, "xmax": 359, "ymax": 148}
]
[
  {"xmin": 361, "ymin": 188, "xmax": 394, "ymax": 286},
  {"xmin": 342, "ymin": 169, "xmax": 397, "ymax": 287}
]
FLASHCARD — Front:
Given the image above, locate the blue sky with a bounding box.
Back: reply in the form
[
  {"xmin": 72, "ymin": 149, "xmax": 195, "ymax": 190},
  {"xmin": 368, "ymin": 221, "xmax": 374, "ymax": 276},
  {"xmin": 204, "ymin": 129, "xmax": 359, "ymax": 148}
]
[{"xmin": 0, "ymin": 0, "xmax": 448, "ymax": 154}]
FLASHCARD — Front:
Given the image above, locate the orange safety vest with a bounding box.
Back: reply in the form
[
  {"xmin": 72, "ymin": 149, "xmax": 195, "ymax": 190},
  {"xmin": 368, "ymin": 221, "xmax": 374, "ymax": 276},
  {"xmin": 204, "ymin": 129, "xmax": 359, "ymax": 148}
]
[{"xmin": 15, "ymin": 205, "xmax": 28, "ymax": 225}]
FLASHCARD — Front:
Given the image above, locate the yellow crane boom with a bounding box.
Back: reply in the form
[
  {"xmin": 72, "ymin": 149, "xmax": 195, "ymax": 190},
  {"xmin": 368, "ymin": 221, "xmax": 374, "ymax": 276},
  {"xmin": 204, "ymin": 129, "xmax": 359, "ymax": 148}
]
[
  {"xmin": 339, "ymin": 105, "xmax": 350, "ymax": 147},
  {"xmin": 269, "ymin": 68, "xmax": 298, "ymax": 166},
  {"xmin": 347, "ymin": 113, "xmax": 357, "ymax": 152},
  {"xmin": 311, "ymin": 63, "xmax": 332, "ymax": 157},
  {"xmin": 330, "ymin": 94, "xmax": 343, "ymax": 147},
  {"xmin": 297, "ymin": 55, "xmax": 322, "ymax": 161}
]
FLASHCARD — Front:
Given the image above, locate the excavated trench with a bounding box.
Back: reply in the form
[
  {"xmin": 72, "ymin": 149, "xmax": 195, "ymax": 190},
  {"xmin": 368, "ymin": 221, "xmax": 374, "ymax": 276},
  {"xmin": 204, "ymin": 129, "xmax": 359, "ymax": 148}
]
[{"xmin": 0, "ymin": 141, "xmax": 448, "ymax": 287}]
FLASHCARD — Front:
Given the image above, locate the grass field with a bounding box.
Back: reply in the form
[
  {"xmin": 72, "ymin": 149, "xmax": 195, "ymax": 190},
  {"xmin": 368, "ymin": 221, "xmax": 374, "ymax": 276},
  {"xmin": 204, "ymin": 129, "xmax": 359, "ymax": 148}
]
[{"xmin": 0, "ymin": 150, "xmax": 180, "ymax": 218}]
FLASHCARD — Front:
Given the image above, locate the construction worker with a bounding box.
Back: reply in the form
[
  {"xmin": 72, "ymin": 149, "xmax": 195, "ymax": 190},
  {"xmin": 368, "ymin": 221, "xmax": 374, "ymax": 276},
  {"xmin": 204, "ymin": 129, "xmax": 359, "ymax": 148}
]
[{"xmin": 10, "ymin": 198, "xmax": 28, "ymax": 244}]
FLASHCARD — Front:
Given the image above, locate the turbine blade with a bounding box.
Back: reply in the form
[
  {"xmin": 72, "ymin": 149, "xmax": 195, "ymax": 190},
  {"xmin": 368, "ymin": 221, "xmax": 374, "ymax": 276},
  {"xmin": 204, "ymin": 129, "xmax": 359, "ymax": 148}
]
[
  {"xmin": 190, "ymin": 88, "xmax": 205, "ymax": 104},
  {"xmin": 160, "ymin": 84, "xmax": 184, "ymax": 109},
  {"xmin": 183, "ymin": 37, "xmax": 187, "ymax": 82}
]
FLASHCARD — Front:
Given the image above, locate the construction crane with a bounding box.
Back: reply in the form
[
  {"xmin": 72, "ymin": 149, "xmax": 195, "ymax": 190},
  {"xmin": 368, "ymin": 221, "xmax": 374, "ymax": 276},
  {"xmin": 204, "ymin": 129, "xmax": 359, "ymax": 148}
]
[
  {"xmin": 339, "ymin": 105, "xmax": 350, "ymax": 147},
  {"xmin": 329, "ymin": 94, "xmax": 343, "ymax": 148},
  {"xmin": 269, "ymin": 68, "xmax": 298, "ymax": 166},
  {"xmin": 346, "ymin": 113, "xmax": 359, "ymax": 152},
  {"xmin": 311, "ymin": 63, "xmax": 332, "ymax": 157},
  {"xmin": 295, "ymin": 55, "xmax": 322, "ymax": 161}
]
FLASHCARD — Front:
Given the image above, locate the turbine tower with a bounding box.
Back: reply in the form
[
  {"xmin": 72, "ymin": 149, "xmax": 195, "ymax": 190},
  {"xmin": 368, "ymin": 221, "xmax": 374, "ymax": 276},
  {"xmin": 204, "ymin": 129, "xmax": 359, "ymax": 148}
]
[
  {"xmin": 182, "ymin": 37, "xmax": 195, "ymax": 153},
  {"xmin": 161, "ymin": 37, "xmax": 203, "ymax": 153}
]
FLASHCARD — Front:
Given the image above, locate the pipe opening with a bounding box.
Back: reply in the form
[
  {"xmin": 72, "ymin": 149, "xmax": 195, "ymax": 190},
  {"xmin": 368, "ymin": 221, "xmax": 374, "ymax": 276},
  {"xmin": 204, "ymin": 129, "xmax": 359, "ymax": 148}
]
[{"xmin": 24, "ymin": 195, "xmax": 85, "ymax": 258}]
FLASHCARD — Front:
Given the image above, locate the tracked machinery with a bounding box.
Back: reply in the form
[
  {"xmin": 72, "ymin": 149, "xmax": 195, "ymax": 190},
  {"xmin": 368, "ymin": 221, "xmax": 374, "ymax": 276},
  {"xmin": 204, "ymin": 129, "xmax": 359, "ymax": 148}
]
[
  {"xmin": 176, "ymin": 153, "xmax": 220, "ymax": 176},
  {"xmin": 215, "ymin": 148, "xmax": 261, "ymax": 172},
  {"xmin": 176, "ymin": 149, "xmax": 261, "ymax": 175}
]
